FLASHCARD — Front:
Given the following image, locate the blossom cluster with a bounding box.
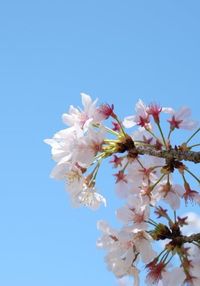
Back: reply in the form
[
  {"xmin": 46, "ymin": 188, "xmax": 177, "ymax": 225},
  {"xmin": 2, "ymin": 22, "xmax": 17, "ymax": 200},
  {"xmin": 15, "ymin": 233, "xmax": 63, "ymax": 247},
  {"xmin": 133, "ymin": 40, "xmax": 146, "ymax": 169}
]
[{"xmin": 45, "ymin": 94, "xmax": 200, "ymax": 285}]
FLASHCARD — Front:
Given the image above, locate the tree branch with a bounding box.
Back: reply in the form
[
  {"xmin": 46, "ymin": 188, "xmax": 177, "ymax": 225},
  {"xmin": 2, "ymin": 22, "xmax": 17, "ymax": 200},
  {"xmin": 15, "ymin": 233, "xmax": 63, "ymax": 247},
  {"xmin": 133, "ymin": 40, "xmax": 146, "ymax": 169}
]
[
  {"xmin": 181, "ymin": 233, "xmax": 200, "ymax": 243},
  {"xmin": 118, "ymin": 135, "xmax": 200, "ymax": 163},
  {"xmin": 135, "ymin": 146, "xmax": 200, "ymax": 164}
]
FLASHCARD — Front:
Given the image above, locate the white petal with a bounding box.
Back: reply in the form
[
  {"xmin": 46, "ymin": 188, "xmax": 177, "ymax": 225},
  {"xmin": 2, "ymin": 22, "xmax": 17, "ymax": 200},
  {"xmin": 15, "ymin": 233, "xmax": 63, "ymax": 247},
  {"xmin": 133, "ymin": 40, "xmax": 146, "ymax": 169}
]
[
  {"xmin": 179, "ymin": 120, "xmax": 199, "ymax": 130},
  {"xmin": 135, "ymin": 99, "xmax": 147, "ymax": 116},
  {"xmin": 165, "ymin": 193, "xmax": 180, "ymax": 210},
  {"xmin": 123, "ymin": 115, "xmax": 137, "ymax": 128},
  {"xmin": 57, "ymin": 154, "xmax": 72, "ymax": 165},
  {"xmin": 162, "ymin": 107, "xmax": 174, "ymax": 114},
  {"xmin": 161, "ymin": 267, "xmax": 185, "ymax": 286},
  {"xmin": 81, "ymin": 92, "xmax": 92, "ymax": 109},
  {"xmin": 50, "ymin": 163, "xmax": 67, "ymax": 180},
  {"xmin": 176, "ymin": 106, "xmax": 191, "ymax": 119}
]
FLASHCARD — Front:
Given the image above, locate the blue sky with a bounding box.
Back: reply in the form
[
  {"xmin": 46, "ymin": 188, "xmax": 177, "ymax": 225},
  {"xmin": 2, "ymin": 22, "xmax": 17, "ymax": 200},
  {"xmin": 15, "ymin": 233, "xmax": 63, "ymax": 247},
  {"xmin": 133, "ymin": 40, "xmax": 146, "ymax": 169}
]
[{"xmin": 0, "ymin": 1, "xmax": 200, "ymax": 285}]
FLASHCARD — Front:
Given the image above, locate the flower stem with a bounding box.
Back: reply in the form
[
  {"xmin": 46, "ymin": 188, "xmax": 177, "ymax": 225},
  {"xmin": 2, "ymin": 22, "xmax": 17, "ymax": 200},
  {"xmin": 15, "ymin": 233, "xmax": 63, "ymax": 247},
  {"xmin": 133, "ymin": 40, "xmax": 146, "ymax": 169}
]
[
  {"xmin": 146, "ymin": 220, "xmax": 157, "ymax": 227},
  {"xmin": 136, "ymin": 158, "xmax": 145, "ymax": 169},
  {"xmin": 167, "ymin": 129, "xmax": 173, "ymax": 140},
  {"xmin": 105, "ymin": 126, "xmax": 119, "ymax": 136},
  {"xmin": 114, "ymin": 116, "xmax": 127, "ymax": 137},
  {"xmin": 122, "ymin": 161, "xmax": 129, "ymax": 172},
  {"xmin": 146, "ymin": 128, "xmax": 160, "ymax": 142},
  {"xmin": 151, "ymin": 174, "xmax": 166, "ymax": 190},
  {"xmin": 188, "ymin": 143, "xmax": 200, "ymax": 149},
  {"xmin": 185, "ymin": 128, "xmax": 200, "ymax": 144},
  {"xmin": 157, "ymin": 123, "xmax": 167, "ymax": 149},
  {"xmin": 174, "ymin": 210, "xmax": 177, "ymax": 223},
  {"xmin": 162, "ymin": 251, "xmax": 170, "ymax": 263},
  {"xmin": 149, "ymin": 218, "xmax": 158, "ymax": 226},
  {"xmin": 185, "ymin": 168, "xmax": 200, "ymax": 184},
  {"xmin": 156, "ymin": 249, "xmax": 168, "ymax": 260},
  {"xmin": 164, "ymin": 253, "xmax": 174, "ymax": 266}
]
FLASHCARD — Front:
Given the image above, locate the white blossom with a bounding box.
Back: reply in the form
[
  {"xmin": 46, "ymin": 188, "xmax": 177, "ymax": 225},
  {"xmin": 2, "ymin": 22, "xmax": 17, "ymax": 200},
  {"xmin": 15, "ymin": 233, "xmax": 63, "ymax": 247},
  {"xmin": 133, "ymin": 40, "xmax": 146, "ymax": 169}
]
[
  {"xmin": 62, "ymin": 93, "xmax": 99, "ymax": 130},
  {"xmin": 72, "ymin": 186, "xmax": 106, "ymax": 210},
  {"xmin": 123, "ymin": 99, "xmax": 151, "ymax": 129},
  {"xmin": 45, "ymin": 95, "xmax": 200, "ymax": 284},
  {"xmin": 158, "ymin": 267, "xmax": 185, "ymax": 286},
  {"xmin": 167, "ymin": 106, "xmax": 198, "ymax": 130}
]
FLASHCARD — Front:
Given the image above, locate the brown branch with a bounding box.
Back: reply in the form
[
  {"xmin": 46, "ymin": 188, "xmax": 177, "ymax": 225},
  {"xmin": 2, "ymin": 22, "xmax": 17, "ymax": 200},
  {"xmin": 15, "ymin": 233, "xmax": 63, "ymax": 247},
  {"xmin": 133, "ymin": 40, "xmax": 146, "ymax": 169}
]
[
  {"xmin": 171, "ymin": 232, "xmax": 200, "ymax": 247},
  {"xmin": 181, "ymin": 233, "xmax": 200, "ymax": 243},
  {"xmin": 118, "ymin": 135, "xmax": 200, "ymax": 163},
  {"xmin": 135, "ymin": 146, "xmax": 200, "ymax": 164},
  {"xmin": 149, "ymin": 223, "xmax": 200, "ymax": 246}
]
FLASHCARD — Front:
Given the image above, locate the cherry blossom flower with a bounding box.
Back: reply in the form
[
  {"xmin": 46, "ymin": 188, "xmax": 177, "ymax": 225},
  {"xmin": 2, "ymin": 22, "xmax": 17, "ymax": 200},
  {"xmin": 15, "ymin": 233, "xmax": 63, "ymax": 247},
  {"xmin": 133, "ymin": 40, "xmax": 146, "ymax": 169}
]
[
  {"xmin": 97, "ymin": 222, "xmax": 136, "ymax": 277},
  {"xmin": 167, "ymin": 106, "xmax": 198, "ymax": 130},
  {"xmin": 116, "ymin": 195, "xmax": 149, "ymax": 230},
  {"xmin": 44, "ymin": 127, "xmax": 81, "ymax": 163},
  {"xmin": 97, "ymin": 221, "xmax": 139, "ymax": 277},
  {"xmin": 110, "ymin": 155, "xmax": 124, "ymax": 168},
  {"xmin": 72, "ymin": 186, "xmax": 106, "ymax": 210},
  {"xmin": 72, "ymin": 125, "xmax": 106, "ymax": 167},
  {"xmin": 146, "ymin": 103, "xmax": 162, "ymax": 124},
  {"xmin": 114, "ymin": 170, "xmax": 130, "ymax": 198},
  {"xmin": 146, "ymin": 260, "xmax": 166, "ymax": 285},
  {"xmin": 45, "ymin": 95, "xmax": 200, "ymax": 284},
  {"xmin": 158, "ymin": 267, "xmax": 185, "ymax": 286},
  {"xmin": 156, "ymin": 182, "xmax": 184, "ymax": 210},
  {"xmin": 62, "ymin": 93, "xmax": 99, "ymax": 130},
  {"xmin": 187, "ymin": 246, "xmax": 200, "ymax": 286},
  {"xmin": 65, "ymin": 164, "xmax": 85, "ymax": 193},
  {"xmin": 123, "ymin": 99, "xmax": 151, "ymax": 129},
  {"xmin": 146, "ymin": 102, "xmax": 174, "ymax": 125},
  {"xmin": 46, "ymin": 161, "xmax": 106, "ymax": 209},
  {"xmin": 114, "ymin": 171, "xmax": 128, "ymax": 184},
  {"xmin": 97, "ymin": 220, "xmax": 156, "ymax": 281},
  {"xmin": 132, "ymin": 230, "xmax": 157, "ymax": 264},
  {"xmin": 183, "ymin": 181, "xmax": 200, "ymax": 205},
  {"xmin": 126, "ymin": 155, "xmax": 164, "ymax": 189},
  {"xmin": 97, "ymin": 103, "xmax": 115, "ymax": 120}
]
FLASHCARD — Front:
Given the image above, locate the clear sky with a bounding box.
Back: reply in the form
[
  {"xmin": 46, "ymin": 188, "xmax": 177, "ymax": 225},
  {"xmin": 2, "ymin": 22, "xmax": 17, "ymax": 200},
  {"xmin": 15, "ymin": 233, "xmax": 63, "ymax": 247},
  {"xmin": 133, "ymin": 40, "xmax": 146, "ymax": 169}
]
[{"xmin": 0, "ymin": 1, "xmax": 200, "ymax": 286}]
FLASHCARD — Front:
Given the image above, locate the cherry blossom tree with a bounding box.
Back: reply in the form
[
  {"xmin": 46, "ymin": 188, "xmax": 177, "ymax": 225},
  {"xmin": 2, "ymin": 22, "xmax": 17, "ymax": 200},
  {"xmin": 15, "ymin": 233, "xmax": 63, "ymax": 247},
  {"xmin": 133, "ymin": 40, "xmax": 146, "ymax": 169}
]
[{"xmin": 45, "ymin": 93, "xmax": 200, "ymax": 286}]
